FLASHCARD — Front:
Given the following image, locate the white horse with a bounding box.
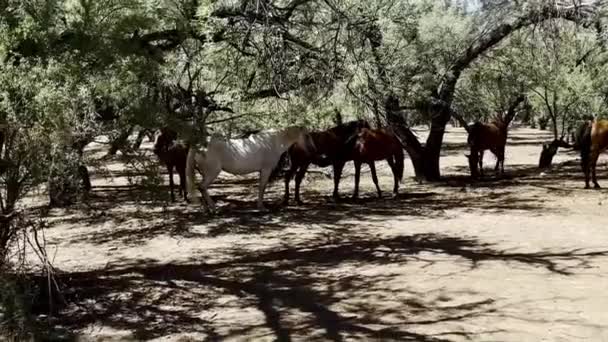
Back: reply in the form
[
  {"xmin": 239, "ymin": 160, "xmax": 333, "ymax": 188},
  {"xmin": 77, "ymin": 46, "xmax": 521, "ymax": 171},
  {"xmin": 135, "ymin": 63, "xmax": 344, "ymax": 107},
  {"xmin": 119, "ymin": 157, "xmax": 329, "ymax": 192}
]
[{"xmin": 186, "ymin": 126, "xmax": 308, "ymax": 212}]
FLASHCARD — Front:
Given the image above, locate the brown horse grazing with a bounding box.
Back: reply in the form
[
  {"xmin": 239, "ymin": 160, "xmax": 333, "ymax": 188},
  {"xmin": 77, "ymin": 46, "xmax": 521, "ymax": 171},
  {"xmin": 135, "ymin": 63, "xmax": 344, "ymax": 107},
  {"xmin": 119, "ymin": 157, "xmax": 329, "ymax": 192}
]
[
  {"xmin": 578, "ymin": 119, "xmax": 608, "ymax": 189},
  {"xmin": 153, "ymin": 128, "xmax": 189, "ymax": 202},
  {"xmin": 348, "ymin": 128, "xmax": 404, "ymax": 199},
  {"xmin": 466, "ymin": 120, "xmax": 508, "ymax": 178},
  {"xmin": 283, "ymin": 119, "xmax": 371, "ymax": 205}
]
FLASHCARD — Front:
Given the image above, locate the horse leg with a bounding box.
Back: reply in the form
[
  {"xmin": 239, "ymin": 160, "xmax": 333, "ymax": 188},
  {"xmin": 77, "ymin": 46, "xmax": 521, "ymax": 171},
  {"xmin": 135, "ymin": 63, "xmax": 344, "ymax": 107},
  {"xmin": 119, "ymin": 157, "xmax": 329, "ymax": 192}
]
[
  {"xmin": 352, "ymin": 160, "xmax": 361, "ymax": 200},
  {"xmin": 258, "ymin": 168, "xmax": 273, "ymax": 211},
  {"xmin": 178, "ymin": 165, "xmax": 187, "ymax": 202},
  {"xmin": 168, "ymin": 164, "xmax": 176, "ymax": 202},
  {"xmin": 369, "ymin": 161, "xmax": 382, "ymax": 198},
  {"xmin": 590, "ymin": 147, "xmax": 601, "ymax": 189},
  {"xmin": 493, "ymin": 147, "xmax": 505, "ymax": 177},
  {"xmin": 294, "ymin": 163, "xmax": 310, "ymax": 205},
  {"xmin": 282, "ymin": 164, "xmax": 297, "ymax": 206},
  {"xmin": 479, "ymin": 150, "xmax": 485, "ymax": 177},
  {"xmin": 200, "ymin": 164, "xmax": 221, "ymax": 213},
  {"xmin": 387, "ymin": 158, "xmax": 398, "ymax": 197},
  {"xmin": 332, "ymin": 161, "xmax": 345, "ymax": 201}
]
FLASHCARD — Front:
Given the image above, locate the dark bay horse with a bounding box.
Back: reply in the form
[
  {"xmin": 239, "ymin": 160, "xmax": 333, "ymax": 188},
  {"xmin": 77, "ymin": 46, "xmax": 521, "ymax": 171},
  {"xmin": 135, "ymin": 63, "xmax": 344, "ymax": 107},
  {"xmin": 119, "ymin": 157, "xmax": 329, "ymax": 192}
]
[
  {"xmin": 347, "ymin": 128, "xmax": 404, "ymax": 199},
  {"xmin": 153, "ymin": 128, "xmax": 189, "ymax": 202},
  {"xmin": 578, "ymin": 119, "xmax": 608, "ymax": 188},
  {"xmin": 466, "ymin": 120, "xmax": 508, "ymax": 178},
  {"xmin": 283, "ymin": 119, "xmax": 371, "ymax": 205}
]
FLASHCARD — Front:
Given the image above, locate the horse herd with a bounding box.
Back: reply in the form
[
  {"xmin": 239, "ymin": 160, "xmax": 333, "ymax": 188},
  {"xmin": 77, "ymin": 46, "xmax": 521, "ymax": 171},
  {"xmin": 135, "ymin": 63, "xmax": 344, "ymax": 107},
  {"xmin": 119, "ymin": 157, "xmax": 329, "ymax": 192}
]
[
  {"xmin": 153, "ymin": 120, "xmax": 404, "ymax": 212},
  {"xmin": 151, "ymin": 118, "xmax": 608, "ymax": 213}
]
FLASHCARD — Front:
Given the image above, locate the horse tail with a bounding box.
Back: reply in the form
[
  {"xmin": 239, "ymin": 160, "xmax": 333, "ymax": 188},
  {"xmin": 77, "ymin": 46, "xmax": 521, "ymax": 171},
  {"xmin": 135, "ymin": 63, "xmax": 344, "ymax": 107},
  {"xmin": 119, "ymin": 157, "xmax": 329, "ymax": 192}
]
[
  {"xmin": 467, "ymin": 122, "xmax": 481, "ymax": 146},
  {"xmin": 573, "ymin": 120, "xmax": 591, "ymax": 150},
  {"xmin": 395, "ymin": 145, "xmax": 405, "ymax": 182},
  {"xmin": 579, "ymin": 121, "xmax": 593, "ymax": 173},
  {"xmin": 186, "ymin": 145, "xmax": 202, "ymax": 197},
  {"xmin": 269, "ymin": 150, "xmax": 290, "ymax": 183}
]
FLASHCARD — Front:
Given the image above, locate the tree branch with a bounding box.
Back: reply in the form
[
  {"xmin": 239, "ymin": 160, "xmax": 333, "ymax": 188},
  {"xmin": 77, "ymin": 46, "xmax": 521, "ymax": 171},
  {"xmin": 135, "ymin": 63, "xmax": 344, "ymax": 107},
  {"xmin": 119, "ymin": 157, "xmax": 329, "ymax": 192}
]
[{"xmin": 244, "ymin": 77, "xmax": 316, "ymax": 100}]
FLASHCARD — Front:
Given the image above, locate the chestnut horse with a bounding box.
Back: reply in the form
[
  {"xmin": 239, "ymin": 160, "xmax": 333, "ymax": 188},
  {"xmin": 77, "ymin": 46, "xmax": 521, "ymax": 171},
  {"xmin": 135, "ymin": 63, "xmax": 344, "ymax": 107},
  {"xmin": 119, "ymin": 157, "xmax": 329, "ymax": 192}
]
[
  {"xmin": 347, "ymin": 128, "xmax": 404, "ymax": 199},
  {"xmin": 283, "ymin": 120, "xmax": 371, "ymax": 205},
  {"xmin": 466, "ymin": 120, "xmax": 508, "ymax": 178},
  {"xmin": 578, "ymin": 119, "xmax": 608, "ymax": 188}
]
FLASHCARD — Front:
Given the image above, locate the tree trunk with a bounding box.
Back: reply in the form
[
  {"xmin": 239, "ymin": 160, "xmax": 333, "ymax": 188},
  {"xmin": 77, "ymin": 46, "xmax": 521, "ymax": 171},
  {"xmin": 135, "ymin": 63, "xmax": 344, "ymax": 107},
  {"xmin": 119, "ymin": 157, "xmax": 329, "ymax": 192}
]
[
  {"xmin": 422, "ymin": 121, "xmax": 448, "ymax": 181},
  {"xmin": 539, "ymin": 139, "xmax": 572, "ymax": 169},
  {"xmin": 384, "ymin": 97, "xmax": 425, "ymax": 178},
  {"xmin": 107, "ymin": 126, "xmax": 134, "ymax": 156}
]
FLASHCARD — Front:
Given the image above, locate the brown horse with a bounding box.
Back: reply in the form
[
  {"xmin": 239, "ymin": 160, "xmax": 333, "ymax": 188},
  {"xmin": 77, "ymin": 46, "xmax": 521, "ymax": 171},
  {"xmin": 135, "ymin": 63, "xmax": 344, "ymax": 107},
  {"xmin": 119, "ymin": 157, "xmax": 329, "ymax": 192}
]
[
  {"xmin": 348, "ymin": 128, "xmax": 404, "ymax": 199},
  {"xmin": 283, "ymin": 119, "xmax": 371, "ymax": 205},
  {"xmin": 153, "ymin": 128, "xmax": 189, "ymax": 202},
  {"xmin": 466, "ymin": 120, "xmax": 508, "ymax": 178},
  {"xmin": 578, "ymin": 119, "xmax": 608, "ymax": 188}
]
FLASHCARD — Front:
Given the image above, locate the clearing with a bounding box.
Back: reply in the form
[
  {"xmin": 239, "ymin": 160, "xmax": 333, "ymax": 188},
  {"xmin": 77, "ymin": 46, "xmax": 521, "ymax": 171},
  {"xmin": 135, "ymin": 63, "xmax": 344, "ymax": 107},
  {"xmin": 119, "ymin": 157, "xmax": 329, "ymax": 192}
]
[{"xmin": 28, "ymin": 125, "xmax": 608, "ymax": 341}]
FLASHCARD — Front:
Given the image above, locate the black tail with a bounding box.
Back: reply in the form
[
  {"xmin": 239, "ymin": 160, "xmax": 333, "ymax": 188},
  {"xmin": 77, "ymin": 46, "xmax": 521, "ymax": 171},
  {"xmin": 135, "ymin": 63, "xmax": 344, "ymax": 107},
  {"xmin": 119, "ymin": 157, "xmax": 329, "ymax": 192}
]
[
  {"xmin": 573, "ymin": 120, "xmax": 591, "ymax": 150},
  {"xmin": 269, "ymin": 151, "xmax": 291, "ymax": 183},
  {"xmin": 579, "ymin": 121, "xmax": 592, "ymax": 174},
  {"xmin": 467, "ymin": 122, "xmax": 482, "ymax": 146}
]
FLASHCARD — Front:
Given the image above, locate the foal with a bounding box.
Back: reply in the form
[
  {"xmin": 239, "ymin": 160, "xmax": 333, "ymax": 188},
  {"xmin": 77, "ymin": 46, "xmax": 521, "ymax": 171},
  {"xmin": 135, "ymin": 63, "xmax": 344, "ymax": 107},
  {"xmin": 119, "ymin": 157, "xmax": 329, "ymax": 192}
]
[
  {"xmin": 466, "ymin": 119, "xmax": 508, "ymax": 178},
  {"xmin": 153, "ymin": 128, "xmax": 188, "ymax": 202}
]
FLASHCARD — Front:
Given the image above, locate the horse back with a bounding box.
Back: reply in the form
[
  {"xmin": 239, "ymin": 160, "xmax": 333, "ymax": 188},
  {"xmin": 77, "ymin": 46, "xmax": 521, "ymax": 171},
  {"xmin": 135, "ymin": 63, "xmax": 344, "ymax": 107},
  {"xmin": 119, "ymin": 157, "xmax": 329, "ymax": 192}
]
[
  {"xmin": 468, "ymin": 122, "xmax": 505, "ymax": 150},
  {"xmin": 354, "ymin": 128, "xmax": 401, "ymax": 161},
  {"xmin": 591, "ymin": 119, "xmax": 608, "ymax": 152}
]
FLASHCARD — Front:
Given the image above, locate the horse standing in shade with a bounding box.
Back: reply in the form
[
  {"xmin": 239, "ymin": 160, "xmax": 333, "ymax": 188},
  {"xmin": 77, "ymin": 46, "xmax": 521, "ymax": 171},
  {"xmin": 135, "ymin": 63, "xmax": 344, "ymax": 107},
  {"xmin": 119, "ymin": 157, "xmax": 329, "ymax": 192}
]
[
  {"xmin": 466, "ymin": 119, "xmax": 508, "ymax": 178},
  {"xmin": 282, "ymin": 120, "xmax": 371, "ymax": 205},
  {"xmin": 186, "ymin": 126, "xmax": 308, "ymax": 212},
  {"xmin": 346, "ymin": 128, "xmax": 404, "ymax": 199},
  {"xmin": 578, "ymin": 119, "xmax": 608, "ymax": 189},
  {"xmin": 153, "ymin": 127, "xmax": 189, "ymax": 202}
]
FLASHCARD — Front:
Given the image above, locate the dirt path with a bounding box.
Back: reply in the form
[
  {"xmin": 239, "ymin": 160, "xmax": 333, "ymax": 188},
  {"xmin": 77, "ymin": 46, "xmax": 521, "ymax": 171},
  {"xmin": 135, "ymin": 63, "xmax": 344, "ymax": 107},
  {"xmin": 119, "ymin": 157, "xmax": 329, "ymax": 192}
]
[{"xmin": 29, "ymin": 125, "xmax": 608, "ymax": 341}]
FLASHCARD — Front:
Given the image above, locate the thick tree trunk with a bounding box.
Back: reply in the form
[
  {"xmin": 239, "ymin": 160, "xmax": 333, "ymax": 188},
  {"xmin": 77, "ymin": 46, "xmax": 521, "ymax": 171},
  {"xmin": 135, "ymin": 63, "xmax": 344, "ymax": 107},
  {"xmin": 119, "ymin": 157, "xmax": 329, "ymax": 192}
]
[
  {"xmin": 423, "ymin": 121, "xmax": 448, "ymax": 181},
  {"xmin": 539, "ymin": 139, "xmax": 572, "ymax": 169},
  {"xmin": 385, "ymin": 97, "xmax": 425, "ymax": 178}
]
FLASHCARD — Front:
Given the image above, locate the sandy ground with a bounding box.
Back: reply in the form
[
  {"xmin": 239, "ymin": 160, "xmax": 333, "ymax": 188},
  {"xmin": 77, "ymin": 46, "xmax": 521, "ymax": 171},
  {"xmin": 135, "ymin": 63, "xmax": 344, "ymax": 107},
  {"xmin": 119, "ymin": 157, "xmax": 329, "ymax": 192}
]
[{"xmin": 20, "ymin": 124, "xmax": 608, "ymax": 341}]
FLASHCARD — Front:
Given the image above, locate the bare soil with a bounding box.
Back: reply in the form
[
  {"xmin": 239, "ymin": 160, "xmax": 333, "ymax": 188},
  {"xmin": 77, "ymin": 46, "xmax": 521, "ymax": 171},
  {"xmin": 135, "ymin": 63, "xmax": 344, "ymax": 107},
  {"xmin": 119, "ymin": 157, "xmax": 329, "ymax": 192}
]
[{"xmin": 23, "ymin": 124, "xmax": 608, "ymax": 341}]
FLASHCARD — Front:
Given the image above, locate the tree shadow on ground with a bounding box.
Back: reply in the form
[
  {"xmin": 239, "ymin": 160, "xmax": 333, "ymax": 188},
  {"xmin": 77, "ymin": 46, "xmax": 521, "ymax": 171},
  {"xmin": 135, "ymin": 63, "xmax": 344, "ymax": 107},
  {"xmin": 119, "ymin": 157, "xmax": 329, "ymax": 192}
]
[
  {"xmin": 31, "ymin": 232, "xmax": 608, "ymax": 341},
  {"xmin": 441, "ymin": 159, "xmax": 593, "ymax": 192},
  {"xmin": 53, "ymin": 182, "xmax": 550, "ymax": 248}
]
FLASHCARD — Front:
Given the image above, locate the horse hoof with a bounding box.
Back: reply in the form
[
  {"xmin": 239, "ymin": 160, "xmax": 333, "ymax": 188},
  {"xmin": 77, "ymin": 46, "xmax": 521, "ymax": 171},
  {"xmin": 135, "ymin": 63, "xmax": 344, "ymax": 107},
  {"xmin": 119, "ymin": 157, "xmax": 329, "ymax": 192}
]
[{"xmin": 594, "ymin": 184, "xmax": 601, "ymax": 189}]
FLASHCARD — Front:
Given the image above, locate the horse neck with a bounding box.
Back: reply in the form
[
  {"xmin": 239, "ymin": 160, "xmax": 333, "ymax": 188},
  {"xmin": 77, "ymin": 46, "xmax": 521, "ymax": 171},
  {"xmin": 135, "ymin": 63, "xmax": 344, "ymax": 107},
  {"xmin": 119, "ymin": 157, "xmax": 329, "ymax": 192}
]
[
  {"xmin": 491, "ymin": 118, "xmax": 508, "ymax": 132},
  {"xmin": 278, "ymin": 129, "xmax": 301, "ymax": 150}
]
